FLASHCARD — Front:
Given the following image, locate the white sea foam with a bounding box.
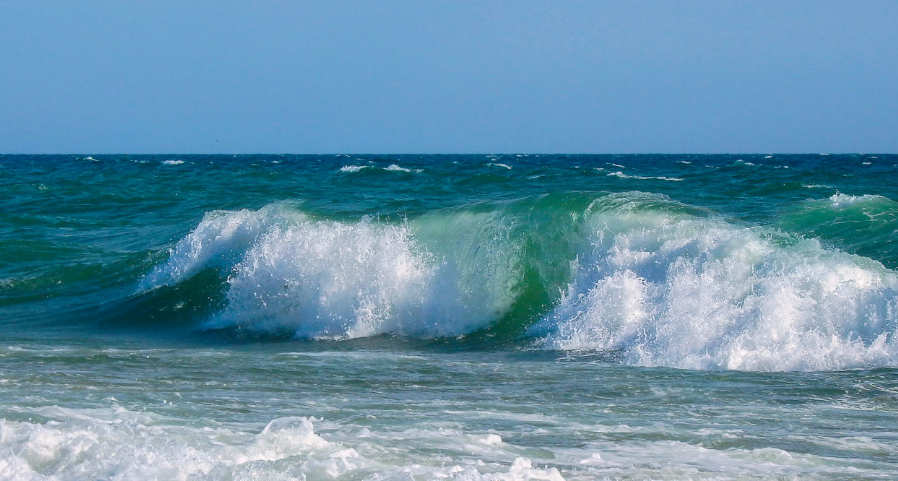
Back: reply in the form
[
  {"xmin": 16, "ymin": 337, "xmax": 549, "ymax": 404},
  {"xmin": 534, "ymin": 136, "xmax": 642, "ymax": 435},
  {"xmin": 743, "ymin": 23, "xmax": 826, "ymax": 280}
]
[
  {"xmin": 384, "ymin": 164, "xmax": 410, "ymax": 172},
  {"xmin": 828, "ymin": 193, "xmax": 886, "ymax": 209},
  {"xmin": 0, "ymin": 410, "xmax": 355, "ymax": 480},
  {"xmin": 145, "ymin": 198, "xmax": 898, "ymax": 371},
  {"xmin": 607, "ymin": 171, "xmax": 683, "ymax": 182},
  {"xmin": 161, "ymin": 160, "xmax": 184, "ymax": 165},
  {"xmin": 534, "ymin": 198, "xmax": 898, "ymax": 371},
  {"xmin": 145, "ymin": 205, "xmax": 521, "ymax": 339},
  {"xmin": 558, "ymin": 439, "xmax": 876, "ymax": 479},
  {"xmin": 140, "ymin": 204, "xmax": 307, "ymax": 290},
  {"xmin": 208, "ymin": 219, "xmax": 445, "ymax": 338},
  {"xmin": 341, "ymin": 164, "xmax": 424, "ymax": 173},
  {"xmin": 0, "ymin": 415, "xmax": 557, "ymax": 481},
  {"xmin": 487, "ymin": 163, "xmax": 513, "ymax": 170},
  {"xmin": 0, "ymin": 404, "xmax": 879, "ymax": 480}
]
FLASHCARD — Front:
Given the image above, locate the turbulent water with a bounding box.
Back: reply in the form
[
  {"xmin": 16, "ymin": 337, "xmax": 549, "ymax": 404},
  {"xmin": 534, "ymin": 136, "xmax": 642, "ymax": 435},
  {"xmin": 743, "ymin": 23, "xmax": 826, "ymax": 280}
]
[{"xmin": 1, "ymin": 154, "xmax": 897, "ymax": 479}]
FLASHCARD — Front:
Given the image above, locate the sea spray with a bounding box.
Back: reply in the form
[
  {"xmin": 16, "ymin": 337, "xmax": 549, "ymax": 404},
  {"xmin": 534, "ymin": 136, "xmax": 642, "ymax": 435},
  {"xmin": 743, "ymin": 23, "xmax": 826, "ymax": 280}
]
[
  {"xmin": 143, "ymin": 204, "xmax": 536, "ymax": 338},
  {"xmin": 534, "ymin": 194, "xmax": 898, "ymax": 371},
  {"xmin": 139, "ymin": 203, "xmax": 308, "ymax": 290},
  {"xmin": 138, "ymin": 192, "xmax": 898, "ymax": 371},
  {"xmin": 209, "ymin": 218, "xmax": 450, "ymax": 338}
]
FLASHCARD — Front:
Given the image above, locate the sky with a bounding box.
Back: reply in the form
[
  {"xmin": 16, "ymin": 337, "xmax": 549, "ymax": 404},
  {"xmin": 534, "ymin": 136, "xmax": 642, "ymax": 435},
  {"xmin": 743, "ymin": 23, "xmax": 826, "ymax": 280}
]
[{"xmin": 1, "ymin": 1, "xmax": 896, "ymax": 154}]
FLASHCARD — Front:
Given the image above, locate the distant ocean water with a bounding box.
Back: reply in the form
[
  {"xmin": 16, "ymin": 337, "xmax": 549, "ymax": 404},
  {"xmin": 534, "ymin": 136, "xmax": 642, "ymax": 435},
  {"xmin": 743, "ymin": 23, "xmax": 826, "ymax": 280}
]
[{"xmin": 1, "ymin": 154, "xmax": 896, "ymax": 479}]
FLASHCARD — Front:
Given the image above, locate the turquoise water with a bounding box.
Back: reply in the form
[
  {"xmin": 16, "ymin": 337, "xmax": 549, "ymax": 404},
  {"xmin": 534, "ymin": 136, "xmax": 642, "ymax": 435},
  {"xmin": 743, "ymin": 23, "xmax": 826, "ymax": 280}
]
[{"xmin": 1, "ymin": 154, "xmax": 897, "ymax": 479}]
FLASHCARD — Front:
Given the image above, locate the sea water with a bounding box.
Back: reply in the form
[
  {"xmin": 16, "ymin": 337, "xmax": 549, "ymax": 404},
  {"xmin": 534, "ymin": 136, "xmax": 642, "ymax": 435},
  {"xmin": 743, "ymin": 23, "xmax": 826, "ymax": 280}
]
[{"xmin": 1, "ymin": 154, "xmax": 896, "ymax": 479}]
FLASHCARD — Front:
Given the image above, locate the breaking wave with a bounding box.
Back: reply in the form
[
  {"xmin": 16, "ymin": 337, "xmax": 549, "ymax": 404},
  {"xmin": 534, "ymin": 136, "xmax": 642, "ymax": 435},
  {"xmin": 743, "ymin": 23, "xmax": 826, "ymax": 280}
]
[
  {"xmin": 532, "ymin": 195, "xmax": 898, "ymax": 371},
  {"xmin": 139, "ymin": 193, "xmax": 898, "ymax": 371}
]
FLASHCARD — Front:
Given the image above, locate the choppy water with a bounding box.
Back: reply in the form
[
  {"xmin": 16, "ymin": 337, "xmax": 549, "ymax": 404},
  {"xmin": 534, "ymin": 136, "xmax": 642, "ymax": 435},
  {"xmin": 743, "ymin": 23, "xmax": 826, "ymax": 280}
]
[{"xmin": 1, "ymin": 154, "xmax": 897, "ymax": 479}]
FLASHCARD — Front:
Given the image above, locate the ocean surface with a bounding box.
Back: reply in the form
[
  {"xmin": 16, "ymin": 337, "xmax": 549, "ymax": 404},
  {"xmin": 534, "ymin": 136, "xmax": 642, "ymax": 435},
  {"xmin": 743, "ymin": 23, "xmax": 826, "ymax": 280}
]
[{"xmin": 1, "ymin": 154, "xmax": 897, "ymax": 480}]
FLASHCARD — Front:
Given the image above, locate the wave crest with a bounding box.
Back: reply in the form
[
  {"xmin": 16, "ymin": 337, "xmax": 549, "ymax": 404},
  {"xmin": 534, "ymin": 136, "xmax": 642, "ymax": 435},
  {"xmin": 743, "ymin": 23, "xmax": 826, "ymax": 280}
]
[
  {"xmin": 533, "ymin": 207, "xmax": 898, "ymax": 371},
  {"xmin": 141, "ymin": 195, "xmax": 898, "ymax": 371},
  {"xmin": 142, "ymin": 205, "xmax": 524, "ymax": 339}
]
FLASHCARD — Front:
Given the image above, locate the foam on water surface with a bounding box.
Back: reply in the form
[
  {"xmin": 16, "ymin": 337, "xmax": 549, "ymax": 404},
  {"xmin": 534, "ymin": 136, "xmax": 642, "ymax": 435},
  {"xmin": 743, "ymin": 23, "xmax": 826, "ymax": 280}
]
[
  {"xmin": 2, "ymin": 398, "xmax": 891, "ymax": 480},
  {"xmin": 535, "ymin": 195, "xmax": 898, "ymax": 371},
  {"xmin": 607, "ymin": 171, "xmax": 684, "ymax": 182},
  {"xmin": 141, "ymin": 194, "xmax": 898, "ymax": 371},
  {"xmin": 140, "ymin": 203, "xmax": 308, "ymax": 291},
  {"xmin": 0, "ymin": 410, "xmax": 349, "ymax": 480},
  {"xmin": 486, "ymin": 163, "xmax": 513, "ymax": 170},
  {"xmin": 0, "ymin": 403, "xmax": 570, "ymax": 480},
  {"xmin": 143, "ymin": 203, "xmax": 524, "ymax": 339},
  {"xmin": 829, "ymin": 193, "xmax": 875, "ymax": 207},
  {"xmin": 4, "ymin": 155, "xmax": 898, "ymax": 480}
]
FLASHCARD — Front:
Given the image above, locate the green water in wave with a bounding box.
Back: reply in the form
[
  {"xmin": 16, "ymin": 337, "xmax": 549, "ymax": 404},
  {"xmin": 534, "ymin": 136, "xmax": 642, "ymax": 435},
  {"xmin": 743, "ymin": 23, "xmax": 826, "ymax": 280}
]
[
  {"xmin": 2, "ymin": 154, "xmax": 897, "ymax": 334},
  {"xmin": 2, "ymin": 155, "xmax": 898, "ymax": 479}
]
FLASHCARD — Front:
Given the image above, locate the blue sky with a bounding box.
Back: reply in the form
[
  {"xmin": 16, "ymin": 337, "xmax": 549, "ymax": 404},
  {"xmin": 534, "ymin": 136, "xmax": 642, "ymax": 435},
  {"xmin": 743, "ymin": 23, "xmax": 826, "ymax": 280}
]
[{"xmin": 2, "ymin": 1, "xmax": 896, "ymax": 153}]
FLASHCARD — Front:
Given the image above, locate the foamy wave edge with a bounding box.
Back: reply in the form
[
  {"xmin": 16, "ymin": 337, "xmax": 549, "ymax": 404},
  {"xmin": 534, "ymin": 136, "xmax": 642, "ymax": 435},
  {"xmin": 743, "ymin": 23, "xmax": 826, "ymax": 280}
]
[
  {"xmin": 532, "ymin": 199, "xmax": 898, "ymax": 371},
  {"xmin": 141, "ymin": 197, "xmax": 898, "ymax": 371},
  {"xmin": 141, "ymin": 203, "xmax": 514, "ymax": 339}
]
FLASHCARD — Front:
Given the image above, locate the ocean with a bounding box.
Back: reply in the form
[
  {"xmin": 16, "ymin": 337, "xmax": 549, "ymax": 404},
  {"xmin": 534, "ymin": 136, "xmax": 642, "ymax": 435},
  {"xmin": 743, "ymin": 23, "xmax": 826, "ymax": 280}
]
[{"xmin": 1, "ymin": 154, "xmax": 896, "ymax": 480}]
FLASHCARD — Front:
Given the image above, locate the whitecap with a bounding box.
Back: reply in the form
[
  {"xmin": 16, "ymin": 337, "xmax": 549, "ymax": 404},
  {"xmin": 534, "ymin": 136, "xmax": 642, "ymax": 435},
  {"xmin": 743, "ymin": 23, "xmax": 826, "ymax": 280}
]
[
  {"xmin": 487, "ymin": 163, "xmax": 513, "ymax": 170},
  {"xmin": 146, "ymin": 205, "xmax": 522, "ymax": 339},
  {"xmin": 607, "ymin": 171, "xmax": 683, "ymax": 182},
  {"xmin": 533, "ymin": 207, "xmax": 898, "ymax": 372},
  {"xmin": 829, "ymin": 193, "xmax": 886, "ymax": 208}
]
